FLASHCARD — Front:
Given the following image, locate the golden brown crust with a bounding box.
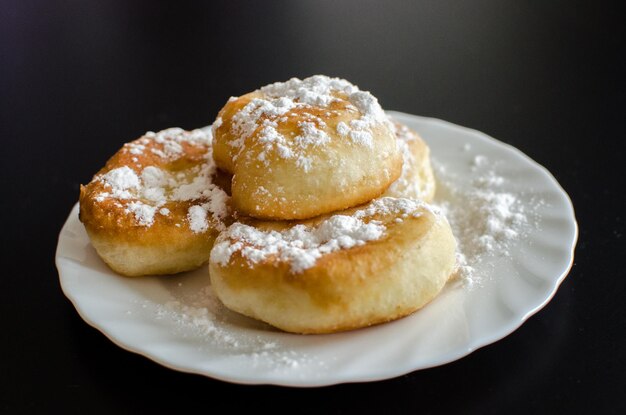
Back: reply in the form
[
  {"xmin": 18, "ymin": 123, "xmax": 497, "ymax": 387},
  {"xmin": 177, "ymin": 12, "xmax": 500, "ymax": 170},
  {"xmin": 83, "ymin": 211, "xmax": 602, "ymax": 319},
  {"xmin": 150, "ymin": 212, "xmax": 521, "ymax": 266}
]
[
  {"xmin": 83, "ymin": 224, "xmax": 218, "ymax": 277},
  {"xmin": 78, "ymin": 77, "xmax": 455, "ymax": 337},
  {"xmin": 79, "ymin": 129, "xmax": 230, "ymax": 277},
  {"xmin": 212, "ymin": 92, "xmax": 261, "ymax": 173},
  {"xmin": 209, "ymin": 200, "xmax": 457, "ymax": 334},
  {"xmin": 212, "ymin": 77, "xmax": 403, "ymax": 220},
  {"xmin": 212, "ymin": 120, "xmax": 433, "ymax": 204}
]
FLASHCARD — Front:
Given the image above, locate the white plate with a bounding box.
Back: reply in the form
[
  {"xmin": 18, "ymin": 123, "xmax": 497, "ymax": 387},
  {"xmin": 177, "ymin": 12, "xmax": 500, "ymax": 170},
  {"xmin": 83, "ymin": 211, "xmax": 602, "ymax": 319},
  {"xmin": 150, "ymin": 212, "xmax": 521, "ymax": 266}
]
[{"xmin": 56, "ymin": 112, "xmax": 577, "ymax": 386}]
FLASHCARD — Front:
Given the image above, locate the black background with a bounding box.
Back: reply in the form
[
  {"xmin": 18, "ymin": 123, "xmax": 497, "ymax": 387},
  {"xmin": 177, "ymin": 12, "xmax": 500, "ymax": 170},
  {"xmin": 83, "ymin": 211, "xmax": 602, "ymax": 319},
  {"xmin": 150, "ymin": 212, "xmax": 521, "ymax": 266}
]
[{"xmin": 1, "ymin": 1, "xmax": 625, "ymax": 413}]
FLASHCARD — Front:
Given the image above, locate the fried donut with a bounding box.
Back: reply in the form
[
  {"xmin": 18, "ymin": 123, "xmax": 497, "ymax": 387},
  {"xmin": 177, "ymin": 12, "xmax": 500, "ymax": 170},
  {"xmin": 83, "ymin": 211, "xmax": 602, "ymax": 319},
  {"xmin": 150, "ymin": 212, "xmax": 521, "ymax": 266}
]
[
  {"xmin": 212, "ymin": 75, "xmax": 403, "ymax": 220},
  {"xmin": 383, "ymin": 121, "xmax": 436, "ymax": 202},
  {"xmin": 212, "ymin": 120, "xmax": 436, "ymax": 202},
  {"xmin": 79, "ymin": 128, "xmax": 230, "ymax": 277},
  {"xmin": 209, "ymin": 198, "xmax": 456, "ymax": 334}
]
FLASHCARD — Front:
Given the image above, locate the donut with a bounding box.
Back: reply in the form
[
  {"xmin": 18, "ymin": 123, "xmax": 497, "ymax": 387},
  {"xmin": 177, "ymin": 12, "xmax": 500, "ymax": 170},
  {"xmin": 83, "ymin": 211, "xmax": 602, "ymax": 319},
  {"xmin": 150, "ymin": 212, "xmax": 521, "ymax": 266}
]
[
  {"xmin": 212, "ymin": 75, "xmax": 403, "ymax": 220},
  {"xmin": 79, "ymin": 128, "xmax": 231, "ymax": 277},
  {"xmin": 212, "ymin": 120, "xmax": 436, "ymax": 202},
  {"xmin": 383, "ymin": 121, "xmax": 436, "ymax": 202},
  {"xmin": 209, "ymin": 197, "xmax": 457, "ymax": 334}
]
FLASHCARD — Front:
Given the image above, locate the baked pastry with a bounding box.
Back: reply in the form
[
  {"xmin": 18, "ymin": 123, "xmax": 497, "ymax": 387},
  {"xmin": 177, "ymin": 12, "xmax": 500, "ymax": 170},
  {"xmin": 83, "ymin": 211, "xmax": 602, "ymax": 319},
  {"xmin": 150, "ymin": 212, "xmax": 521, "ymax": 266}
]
[
  {"xmin": 210, "ymin": 119, "xmax": 436, "ymax": 202},
  {"xmin": 383, "ymin": 121, "xmax": 436, "ymax": 202},
  {"xmin": 77, "ymin": 75, "xmax": 456, "ymax": 336},
  {"xmin": 209, "ymin": 197, "xmax": 456, "ymax": 334},
  {"xmin": 79, "ymin": 128, "xmax": 230, "ymax": 277},
  {"xmin": 212, "ymin": 75, "xmax": 403, "ymax": 220}
]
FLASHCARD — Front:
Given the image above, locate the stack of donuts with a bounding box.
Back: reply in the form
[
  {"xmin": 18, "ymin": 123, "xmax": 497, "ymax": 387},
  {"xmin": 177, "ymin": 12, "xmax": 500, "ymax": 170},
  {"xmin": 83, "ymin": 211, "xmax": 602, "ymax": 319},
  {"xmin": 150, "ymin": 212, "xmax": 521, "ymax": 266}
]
[{"xmin": 80, "ymin": 75, "xmax": 457, "ymax": 334}]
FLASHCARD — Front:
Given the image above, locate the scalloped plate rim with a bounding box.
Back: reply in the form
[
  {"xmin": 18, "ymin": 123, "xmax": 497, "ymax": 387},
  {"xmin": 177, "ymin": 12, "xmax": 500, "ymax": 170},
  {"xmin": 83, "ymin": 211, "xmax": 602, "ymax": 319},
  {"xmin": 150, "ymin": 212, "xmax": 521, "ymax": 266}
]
[{"xmin": 56, "ymin": 112, "xmax": 578, "ymax": 386}]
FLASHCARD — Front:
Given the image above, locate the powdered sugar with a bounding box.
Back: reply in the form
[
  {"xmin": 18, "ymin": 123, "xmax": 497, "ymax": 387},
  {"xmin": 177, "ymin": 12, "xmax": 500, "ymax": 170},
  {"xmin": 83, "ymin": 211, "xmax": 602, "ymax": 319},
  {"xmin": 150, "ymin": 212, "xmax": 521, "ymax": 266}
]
[
  {"xmin": 348, "ymin": 130, "xmax": 373, "ymax": 147},
  {"xmin": 212, "ymin": 216, "xmax": 384, "ymax": 273},
  {"xmin": 211, "ymin": 197, "xmax": 431, "ymax": 273},
  {"xmin": 260, "ymin": 75, "xmax": 354, "ymax": 106},
  {"xmin": 125, "ymin": 201, "xmax": 157, "ymax": 226},
  {"xmin": 100, "ymin": 166, "xmax": 140, "ymax": 198},
  {"xmin": 151, "ymin": 281, "xmax": 318, "ymax": 370},
  {"xmin": 217, "ymin": 75, "xmax": 390, "ymax": 171},
  {"xmin": 389, "ymin": 130, "xmax": 416, "ymax": 192},
  {"xmin": 295, "ymin": 121, "xmax": 331, "ymax": 147},
  {"xmin": 434, "ymin": 154, "xmax": 532, "ymax": 288},
  {"xmin": 145, "ymin": 127, "xmax": 210, "ymax": 159},
  {"xmin": 94, "ymin": 128, "xmax": 229, "ymax": 232},
  {"xmin": 152, "ymin": 285, "xmax": 241, "ymax": 347},
  {"xmin": 187, "ymin": 205, "xmax": 209, "ymax": 233},
  {"xmin": 336, "ymin": 121, "xmax": 350, "ymax": 136},
  {"xmin": 354, "ymin": 197, "xmax": 431, "ymax": 218},
  {"xmin": 384, "ymin": 121, "xmax": 436, "ymax": 200},
  {"xmin": 231, "ymin": 98, "xmax": 296, "ymax": 144}
]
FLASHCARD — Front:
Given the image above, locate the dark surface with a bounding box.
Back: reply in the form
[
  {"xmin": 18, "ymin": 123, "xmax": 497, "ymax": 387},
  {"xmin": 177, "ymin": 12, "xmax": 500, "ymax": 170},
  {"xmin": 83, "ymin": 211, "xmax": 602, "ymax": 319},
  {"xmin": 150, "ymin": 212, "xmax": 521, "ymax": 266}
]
[{"xmin": 1, "ymin": 1, "xmax": 625, "ymax": 413}]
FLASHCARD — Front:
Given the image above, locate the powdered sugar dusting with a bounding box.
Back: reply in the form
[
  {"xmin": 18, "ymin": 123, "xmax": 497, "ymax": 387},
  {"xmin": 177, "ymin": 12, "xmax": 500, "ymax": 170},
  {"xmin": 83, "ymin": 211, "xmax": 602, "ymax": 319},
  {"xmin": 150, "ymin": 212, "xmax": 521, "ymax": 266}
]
[
  {"xmin": 100, "ymin": 166, "xmax": 140, "ymax": 199},
  {"xmin": 382, "ymin": 121, "xmax": 436, "ymax": 200},
  {"xmin": 354, "ymin": 197, "xmax": 431, "ymax": 218},
  {"xmin": 434, "ymin": 154, "xmax": 534, "ymax": 288},
  {"xmin": 336, "ymin": 121, "xmax": 350, "ymax": 136},
  {"xmin": 187, "ymin": 205, "xmax": 209, "ymax": 233},
  {"xmin": 125, "ymin": 202, "xmax": 157, "ymax": 226},
  {"xmin": 150, "ymin": 282, "xmax": 320, "ymax": 371},
  {"xmin": 260, "ymin": 75, "xmax": 353, "ymax": 107},
  {"xmin": 218, "ymin": 75, "xmax": 391, "ymax": 171},
  {"xmin": 348, "ymin": 130, "xmax": 373, "ymax": 147},
  {"xmin": 389, "ymin": 136, "xmax": 417, "ymax": 193},
  {"xmin": 94, "ymin": 128, "xmax": 229, "ymax": 232},
  {"xmin": 211, "ymin": 197, "xmax": 432, "ymax": 273},
  {"xmin": 153, "ymin": 285, "xmax": 246, "ymax": 348},
  {"xmin": 212, "ymin": 216, "xmax": 384, "ymax": 273},
  {"xmin": 144, "ymin": 127, "xmax": 211, "ymax": 160}
]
